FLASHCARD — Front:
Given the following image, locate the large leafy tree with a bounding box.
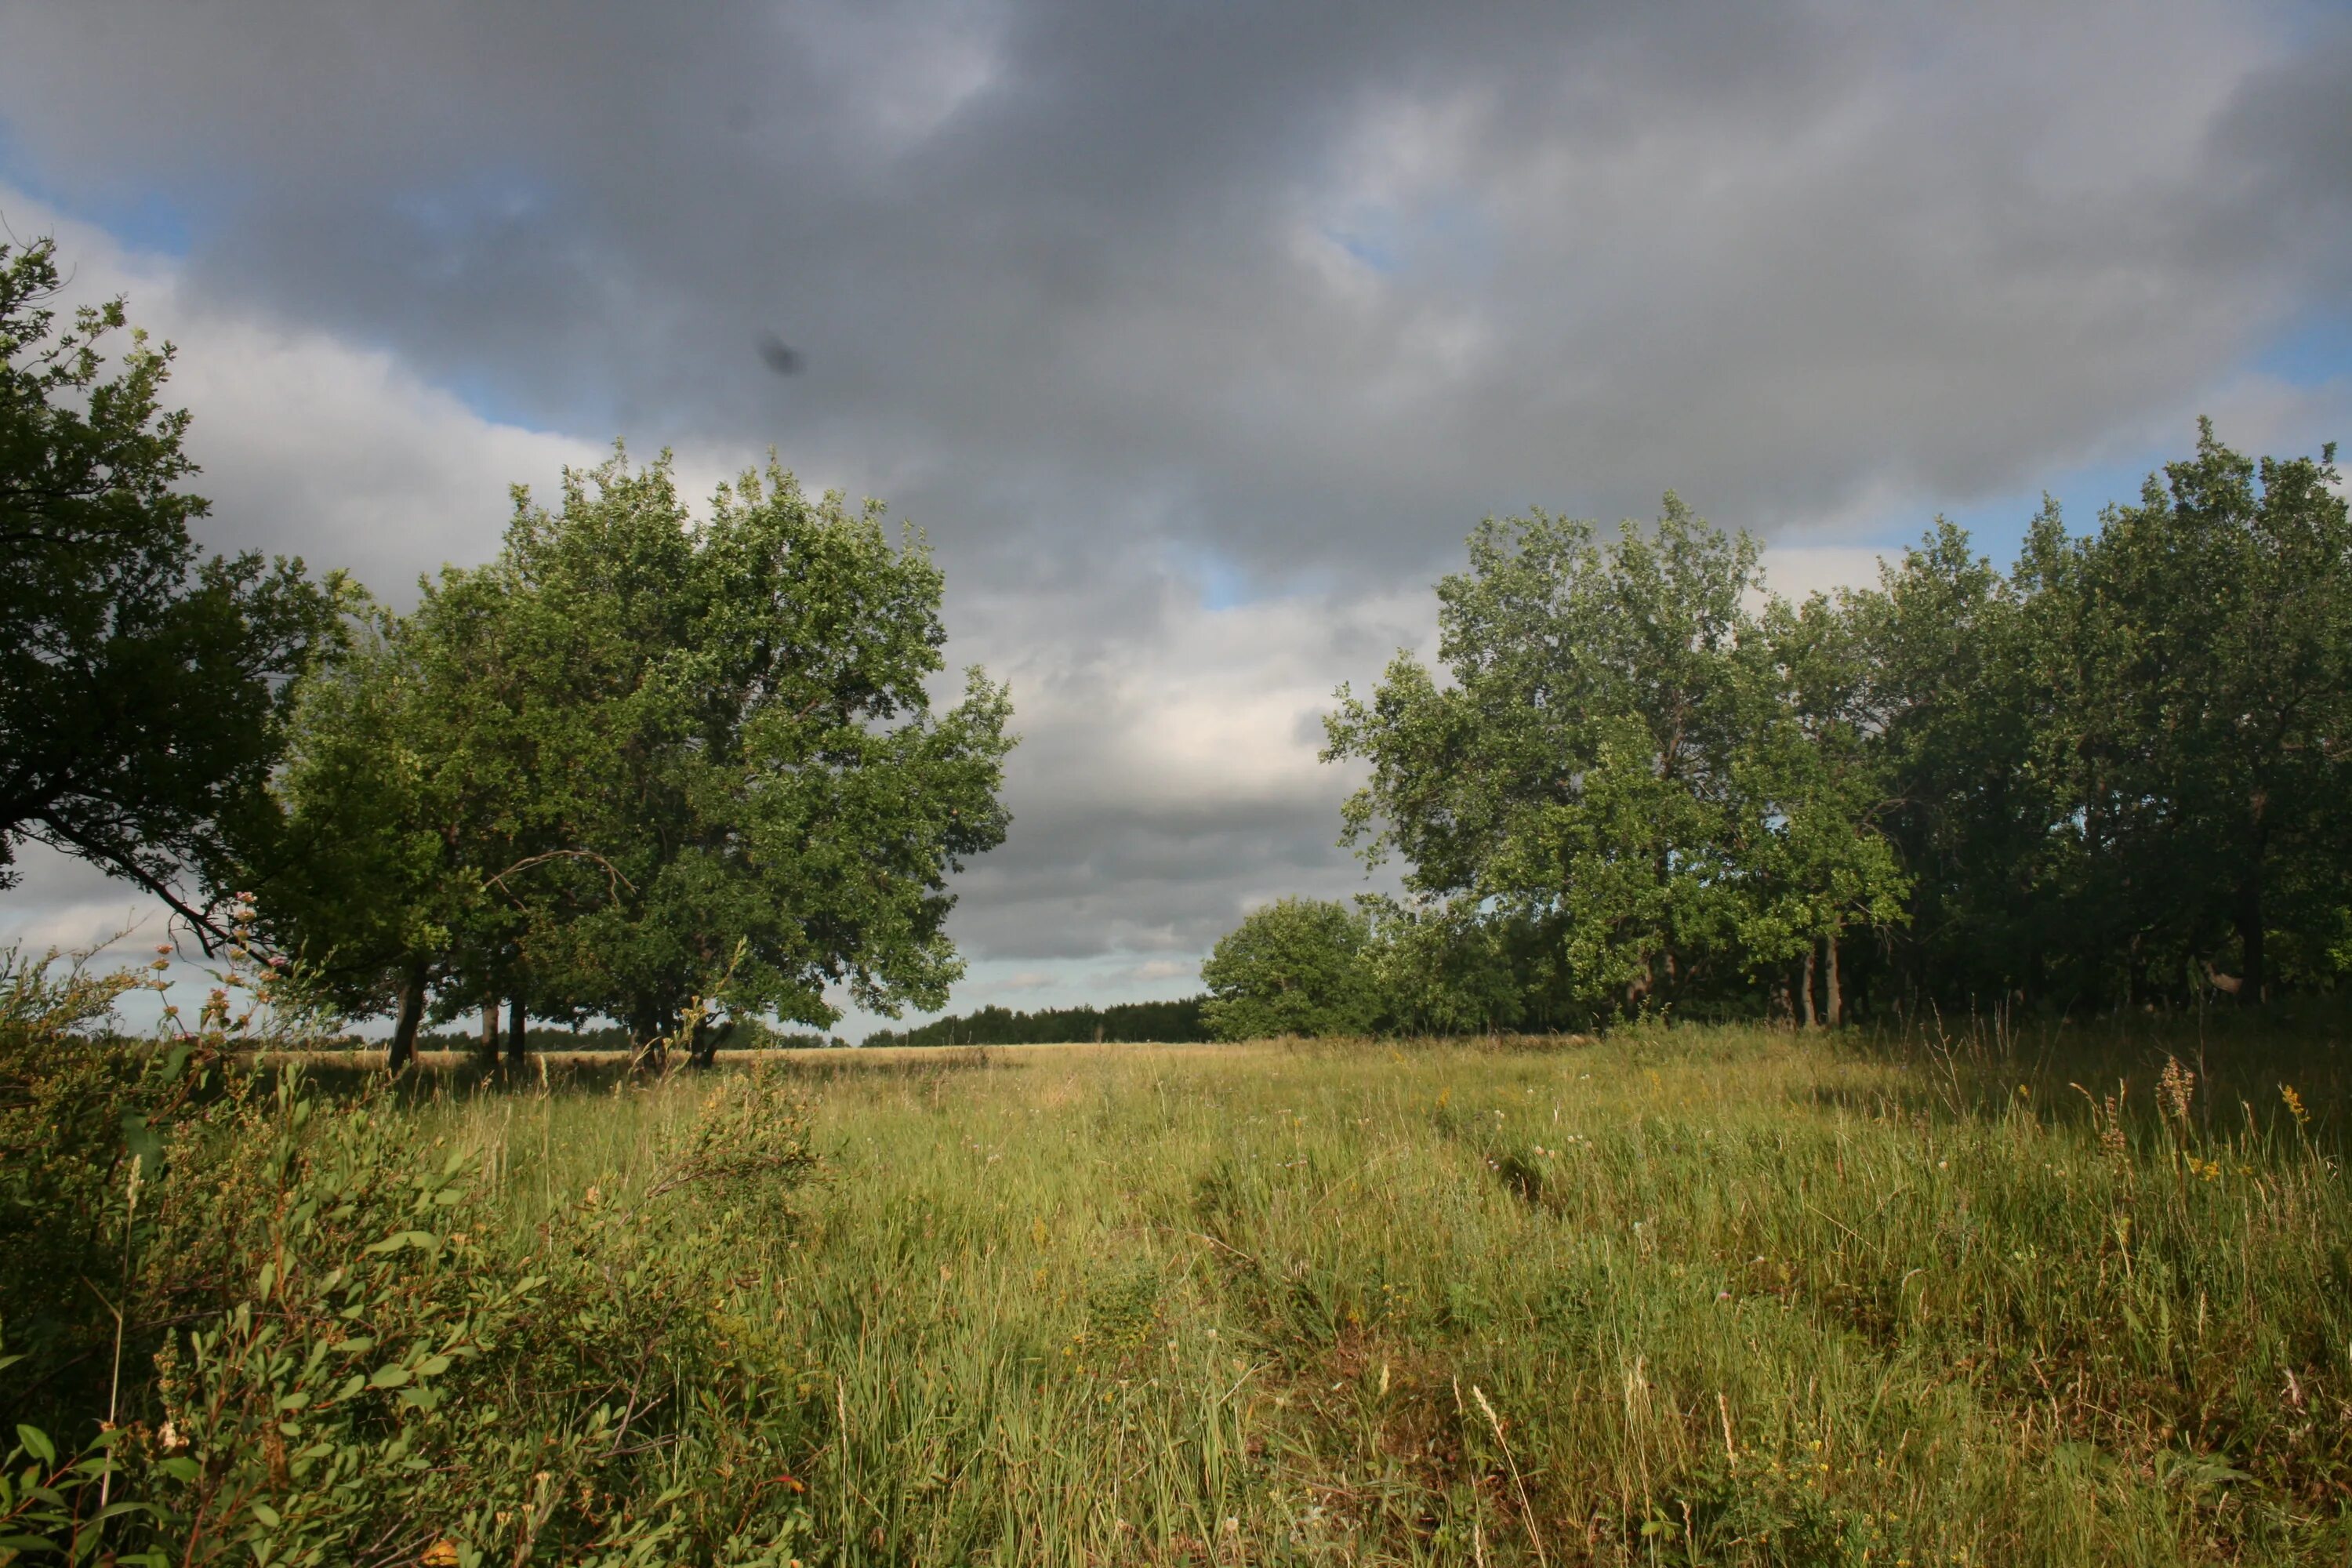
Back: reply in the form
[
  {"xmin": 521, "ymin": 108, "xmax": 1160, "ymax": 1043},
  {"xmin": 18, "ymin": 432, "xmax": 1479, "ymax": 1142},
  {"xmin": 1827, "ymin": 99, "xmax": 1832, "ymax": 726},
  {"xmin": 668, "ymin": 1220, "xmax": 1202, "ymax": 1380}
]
[
  {"xmin": 0, "ymin": 238, "xmax": 340, "ymax": 943},
  {"xmin": 2022, "ymin": 426, "xmax": 2350, "ymax": 1004},
  {"xmin": 1733, "ymin": 592, "xmax": 1910, "ymax": 1025},
  {"xmin": 1837, "ymin": 521, "xmax": 2056, "ymax": 1011},
  {"xmin": 261, "ymin": 593, "xmax": 539, "ymax": 1069},
  {"xmin": 1325, "ymin": 499, "xmax": 1762, "ymax": 1022},
  {"xmin": 265, "ymin": 450, "xmax": 1014, "ymax": 1066}
]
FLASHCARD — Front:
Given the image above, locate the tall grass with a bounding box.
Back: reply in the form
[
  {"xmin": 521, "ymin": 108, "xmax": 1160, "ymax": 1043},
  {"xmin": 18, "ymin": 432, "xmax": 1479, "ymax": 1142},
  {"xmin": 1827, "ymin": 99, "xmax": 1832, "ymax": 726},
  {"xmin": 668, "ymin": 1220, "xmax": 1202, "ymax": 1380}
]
[{"xmin": 341, "ymin": 1014, "xmax": 2352, "ymax": 1565}]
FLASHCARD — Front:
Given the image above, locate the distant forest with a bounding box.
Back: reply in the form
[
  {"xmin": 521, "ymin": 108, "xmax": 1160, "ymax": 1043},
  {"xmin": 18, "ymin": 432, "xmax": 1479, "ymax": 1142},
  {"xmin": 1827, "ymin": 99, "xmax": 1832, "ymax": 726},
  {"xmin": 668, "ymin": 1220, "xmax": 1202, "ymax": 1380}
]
[{"xmin": 862, "ymin": 996, "xmax": 1211, "ymax": 1047}]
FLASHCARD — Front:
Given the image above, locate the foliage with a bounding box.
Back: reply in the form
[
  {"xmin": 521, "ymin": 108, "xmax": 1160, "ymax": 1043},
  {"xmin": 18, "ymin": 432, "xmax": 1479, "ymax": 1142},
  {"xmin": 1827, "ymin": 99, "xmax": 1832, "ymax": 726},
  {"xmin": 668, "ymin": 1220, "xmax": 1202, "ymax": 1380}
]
[
  {"xmin": 1200, "ymin": 897, "xmax": 1378, "ymax": 1040},
  {"xmin": 0, "ymin": 236, "xmax": 343, "ymax": 946},
  {"xmin": 261, "ymin": 449, "xmax": 1014, "ymax": 1063},
  {"xmin": 2019, "ymin": 425, "xmax": 2352, "ymax": 1004},
  {"xmin": 1321, "ymin": 427, "xmax": 2348, "ymax": 1027},
  {"xmin": 860, "ymin": 995, "xmax": 1210, "ymax": 1047},
  {"xmin": 0, "ymin": 960, "xmax": 819, "ymax": 1564},
  {"xmin": 0, "ymin": 941, "xmax": 241, "ymax": 1432}
]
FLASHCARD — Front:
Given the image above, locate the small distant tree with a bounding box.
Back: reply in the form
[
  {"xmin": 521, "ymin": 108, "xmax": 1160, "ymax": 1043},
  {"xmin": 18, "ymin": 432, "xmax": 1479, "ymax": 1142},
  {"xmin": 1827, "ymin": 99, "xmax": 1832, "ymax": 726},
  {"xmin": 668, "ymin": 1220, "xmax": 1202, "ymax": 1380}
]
[
  {"xmin": 1200, "ymin": 897, "xmax": 1377, "ymax": 1040},
  {"xmin": 0, "ymin": 237, "xmax": 340, "ymax": 944},
  {"xmin": 1355, "ymin": 894, "xmax": 1525, "ymax": 1036}
]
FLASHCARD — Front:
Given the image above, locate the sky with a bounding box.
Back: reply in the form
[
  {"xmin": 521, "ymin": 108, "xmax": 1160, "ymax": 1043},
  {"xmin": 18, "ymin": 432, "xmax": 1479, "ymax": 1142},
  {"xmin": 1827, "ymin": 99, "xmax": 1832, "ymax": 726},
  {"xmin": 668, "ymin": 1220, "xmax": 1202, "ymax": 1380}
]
[{"xmin": 2, "ymin": 0, "xmax": 2348, "ymax": 1037}]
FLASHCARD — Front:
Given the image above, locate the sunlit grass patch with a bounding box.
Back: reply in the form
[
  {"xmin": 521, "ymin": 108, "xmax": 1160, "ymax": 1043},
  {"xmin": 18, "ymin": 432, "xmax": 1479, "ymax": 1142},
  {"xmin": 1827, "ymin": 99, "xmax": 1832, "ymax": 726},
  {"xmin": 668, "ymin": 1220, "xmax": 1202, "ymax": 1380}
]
[{"xmin": 367, "ymin": 1020, "xmax": 2352, "ymax": 1564}]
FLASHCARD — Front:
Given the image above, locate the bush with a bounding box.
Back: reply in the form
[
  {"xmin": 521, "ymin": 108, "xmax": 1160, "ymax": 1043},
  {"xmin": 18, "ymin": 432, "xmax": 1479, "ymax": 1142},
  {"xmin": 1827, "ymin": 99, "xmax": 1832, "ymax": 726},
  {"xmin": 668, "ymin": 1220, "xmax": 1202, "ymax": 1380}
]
[
  {"xmin": 1200, "ymin": 898, "xmax": 1377, "ymax": 1040},
  {"xmin": 0, "ymin": 946, "xmax": 228, "ymax": 1433},
  {"xmin": 0, "ymin": 950, "xmax": 822, "ymax": 1565}
]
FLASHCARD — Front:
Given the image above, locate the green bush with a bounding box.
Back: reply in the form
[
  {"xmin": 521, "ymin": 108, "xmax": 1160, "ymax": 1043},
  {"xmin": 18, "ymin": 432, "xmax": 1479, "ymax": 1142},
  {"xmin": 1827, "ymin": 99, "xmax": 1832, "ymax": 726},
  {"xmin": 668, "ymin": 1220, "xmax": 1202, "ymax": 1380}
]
[
  {"xmin": 0, "ymin": 947, "xmax": 224, "ymax": 1433},
  {"xmin": 0, "ymin": 951, "xmax": 822, "ymax": 1565},
  {"xmin": 1200, "ymin": 897, "xmax": 1377, "ymax": 1040}
]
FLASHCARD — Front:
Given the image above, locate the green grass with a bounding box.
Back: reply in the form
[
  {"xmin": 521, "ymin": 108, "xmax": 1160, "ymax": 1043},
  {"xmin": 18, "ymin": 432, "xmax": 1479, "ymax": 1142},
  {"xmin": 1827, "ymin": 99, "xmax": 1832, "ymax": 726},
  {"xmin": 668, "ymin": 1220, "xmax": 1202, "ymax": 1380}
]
[{"xmin": 356, "ymin": 1018, "xmax": 2350, "ymax": 1564}]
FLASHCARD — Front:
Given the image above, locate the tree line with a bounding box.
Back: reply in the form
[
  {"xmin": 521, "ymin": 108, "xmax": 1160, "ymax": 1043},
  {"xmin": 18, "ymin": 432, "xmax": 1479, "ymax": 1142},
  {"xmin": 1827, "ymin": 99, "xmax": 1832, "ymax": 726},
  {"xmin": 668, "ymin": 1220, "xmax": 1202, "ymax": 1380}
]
[
  {"xmin": 7, "ymin": 230, "xmax": 2347, "ymax": 1052},
  {"xmin": 2, "ymin": 235, "xmax": 1014, "ymax": 1065},
  {"xmin": 861, "ymin": 996, "xmax": 1210, "ymax": 1047},
  {"xmin": 1207, "ymin": 435, "xmax": 2351, "ymax": 1037}
]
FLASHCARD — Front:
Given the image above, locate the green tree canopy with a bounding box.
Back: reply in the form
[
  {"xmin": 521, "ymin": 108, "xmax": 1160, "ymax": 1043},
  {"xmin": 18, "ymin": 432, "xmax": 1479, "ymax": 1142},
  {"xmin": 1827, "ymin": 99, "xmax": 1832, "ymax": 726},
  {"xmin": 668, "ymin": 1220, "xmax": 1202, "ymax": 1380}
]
[
  {"xmin": 2019, "ymin": 424, "xmax": 2350, "ymax": 1004},
  {"xmin": 1324, "ymin": 498, "xmax": 1794, "ymax": 1023},
  {"xmin": 1321, "ymin": 427, "xmax": 2347, "ymax": 1030},
  {"xmin": 263, "ymin": 449, "xmax": 1014, "ymax": 1066},
  {"xmin": 1200, "ymin": 897, "xmax": 1378, "ymax": 1040},
  {"xmin": 0, "ymin": 237, "xmax": 340, "ymax": 946}
]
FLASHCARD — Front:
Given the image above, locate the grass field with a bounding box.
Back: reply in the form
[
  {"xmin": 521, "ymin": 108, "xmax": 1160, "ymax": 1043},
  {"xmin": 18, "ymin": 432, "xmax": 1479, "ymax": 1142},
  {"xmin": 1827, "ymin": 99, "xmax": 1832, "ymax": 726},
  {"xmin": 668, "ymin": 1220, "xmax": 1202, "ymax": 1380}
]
[{"xmin": 318, "ymin": 1016, "xmax": 2350, "ymax": 1565}]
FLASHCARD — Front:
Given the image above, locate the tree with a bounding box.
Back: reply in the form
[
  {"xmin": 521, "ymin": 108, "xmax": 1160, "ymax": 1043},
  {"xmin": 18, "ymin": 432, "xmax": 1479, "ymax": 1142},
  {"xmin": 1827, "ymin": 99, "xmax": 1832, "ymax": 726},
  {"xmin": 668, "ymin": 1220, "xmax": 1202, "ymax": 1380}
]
[
  {"xmin": 2022, "ymin": 426, "xmax": 2350, "ymax": 1004},
  {"xmin": 1355, "ymin": 894, "xmax": 1526, "ymax": 1036},
  {"xmin": 260, "ymin": 598, "xmax": 531, "ymax": 1070},
  {"xmin": 1732, "ymin": 593, "xmax": 1910, "ymax": 1025},
  {"xmin": 1201, "ymin": 898, "xmax": 1378, "ymax": 1040},
  {"xmin": 0, "ymin": 237, "xmax": 340, "ymax": 946},
  {"xmin": 263, "ymin": 450, "xmax": 1015, "ymax": 1066},
  {"xmin": 1325, "ymin": 499, "xmax": 1760, "ymax": 1023}
]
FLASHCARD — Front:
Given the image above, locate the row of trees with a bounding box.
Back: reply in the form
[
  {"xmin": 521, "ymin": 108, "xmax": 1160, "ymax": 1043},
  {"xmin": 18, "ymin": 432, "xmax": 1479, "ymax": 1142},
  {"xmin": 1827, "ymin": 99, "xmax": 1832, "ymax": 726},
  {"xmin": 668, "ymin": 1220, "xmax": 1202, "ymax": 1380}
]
[
  {"xmin": 1208, "ymin": 432, "xmax": 2350, "ymax": 1035},
  {"xmin": 861, "ymin": 995, "xmax": 1210, "ymax": 1047},
  {"xmin": 2, "ymin": 235, "xmax": 1015, "ymax": 1065}
]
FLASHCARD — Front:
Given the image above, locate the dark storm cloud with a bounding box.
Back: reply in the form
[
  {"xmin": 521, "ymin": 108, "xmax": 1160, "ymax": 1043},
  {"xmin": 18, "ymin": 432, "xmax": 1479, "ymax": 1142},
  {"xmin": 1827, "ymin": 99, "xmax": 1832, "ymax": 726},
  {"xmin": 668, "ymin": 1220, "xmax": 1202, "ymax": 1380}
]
[
  {"xmin": 12, "ymin": 2, "xmax": 2347, "ymax": 565},
  {"xmin": 3, "ymin": 0, "xmax": 2347, "ymax": 979}
]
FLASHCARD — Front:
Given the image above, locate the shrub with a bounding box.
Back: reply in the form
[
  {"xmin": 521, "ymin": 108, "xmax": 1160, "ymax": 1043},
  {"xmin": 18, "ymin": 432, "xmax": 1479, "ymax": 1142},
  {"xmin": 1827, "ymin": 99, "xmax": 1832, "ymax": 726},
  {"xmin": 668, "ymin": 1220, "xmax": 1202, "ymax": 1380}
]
[
  {"xmin": 0, "ymin": 946, "xmax": 229, "ymax": 1434},
  {"xmin": 1200, "ymin": 898, "xmax": 1377, "ymax": 1040},
  {"xmin": 0, "ymin": 949, "xmax": 821, "ymax": 1565}
]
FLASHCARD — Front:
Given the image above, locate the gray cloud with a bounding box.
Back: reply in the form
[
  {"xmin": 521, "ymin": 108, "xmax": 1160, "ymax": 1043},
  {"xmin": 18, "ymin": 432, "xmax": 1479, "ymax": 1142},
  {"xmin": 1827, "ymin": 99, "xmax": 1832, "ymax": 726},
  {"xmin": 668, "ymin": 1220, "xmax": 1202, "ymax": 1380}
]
[{"xmin": 3, "ymin": 1, "xmax": 2348, "ymax": 1002}]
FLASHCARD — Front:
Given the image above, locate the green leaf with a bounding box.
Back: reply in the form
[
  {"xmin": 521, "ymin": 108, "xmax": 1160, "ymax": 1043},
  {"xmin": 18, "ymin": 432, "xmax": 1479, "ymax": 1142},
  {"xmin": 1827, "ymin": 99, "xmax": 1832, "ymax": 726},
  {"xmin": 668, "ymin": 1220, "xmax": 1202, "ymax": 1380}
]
[
  {"xmin": 13, "ymin": 1425, "xmax": 54, "ymax": 1466},
  {"xmin": 368, "ymin": 1365, "xmax": 412, "ymax": 1389},
  {"xmin": 250, "ymin": 1501, "xmax": 282, "ymax": 1529}
]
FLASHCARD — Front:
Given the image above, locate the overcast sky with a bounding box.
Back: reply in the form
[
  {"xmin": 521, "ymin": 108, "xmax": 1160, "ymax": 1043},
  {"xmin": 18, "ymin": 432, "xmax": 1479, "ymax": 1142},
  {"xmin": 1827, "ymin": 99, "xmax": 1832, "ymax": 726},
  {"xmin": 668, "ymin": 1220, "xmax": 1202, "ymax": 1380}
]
[{"xmin": 3, "ymin": 0, "xmax": 2347, "ymax": 1036}]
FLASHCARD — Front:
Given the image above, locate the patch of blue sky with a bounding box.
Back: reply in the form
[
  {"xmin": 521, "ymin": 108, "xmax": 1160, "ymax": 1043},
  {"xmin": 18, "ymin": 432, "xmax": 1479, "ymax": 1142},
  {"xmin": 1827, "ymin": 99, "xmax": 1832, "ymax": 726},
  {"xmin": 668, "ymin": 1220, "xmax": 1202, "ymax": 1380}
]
[
  {"xmin": 0, "ymin": 125, "xmax": 194, "ymax": 256},
  {"xmin": 1922, "ymin": 369, "xmax": 2348, "ymax": 572},
  {"xmin": 1902, "ymin": 453, "xmax": 2165, "ymax": 569},
  {"xmin": 2252, "ymin": 307, "xmax": 2352, "ymax": 388},
  {"xmin": 1325, "ymin": 223, "xmax": 1399, "ymax": 274},
  {"xmin": 1322, "ymin": 194, "xmax": 1496, "ymax": 284},
  {"xmin": 437, "ymin": 365, "xmax": 559, "ymax": 434}
]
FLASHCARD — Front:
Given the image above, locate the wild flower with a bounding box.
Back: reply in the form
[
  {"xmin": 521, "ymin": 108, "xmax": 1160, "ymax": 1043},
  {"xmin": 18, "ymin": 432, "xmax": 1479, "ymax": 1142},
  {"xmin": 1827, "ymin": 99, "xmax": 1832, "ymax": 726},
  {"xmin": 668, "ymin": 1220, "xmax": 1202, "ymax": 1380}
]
[{"xmin": 2158, "ymin": 1057, "xmax": 2196, "ymax": 1128}]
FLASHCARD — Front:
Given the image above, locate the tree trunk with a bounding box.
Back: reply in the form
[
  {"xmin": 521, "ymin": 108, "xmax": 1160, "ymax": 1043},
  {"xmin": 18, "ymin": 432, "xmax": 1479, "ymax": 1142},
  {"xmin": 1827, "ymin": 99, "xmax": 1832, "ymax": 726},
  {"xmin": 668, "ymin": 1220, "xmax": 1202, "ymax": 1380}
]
[
  {"xmin": 633, "ymin": 1005, "xmax": 670, "ymax": 1073},
  {"xmin": 479, "ymin": 1004, "xmax": 500, "ymax": 1063},
  {"xmin": 688, "ymin": 1017, "xmax": 736, "ymax": 1069},
  {"xmin": 1825, "ymin": 935, "xmax": 1842, "ymax": 1029},
  {"xmin": 2237, "ymin": 870, "xmax": 2266, "ymax": 1006},
  {"xmin": 505, "ymin": 996, "xmax": 527, "ymax": 1065},
  {"xmin": 387, "ymin": 962, "xmax": 426, "ymax": 1072},
  {"xmin": 1799, "ymin": 947, "xmax": 1817, "ymax": 1029}
]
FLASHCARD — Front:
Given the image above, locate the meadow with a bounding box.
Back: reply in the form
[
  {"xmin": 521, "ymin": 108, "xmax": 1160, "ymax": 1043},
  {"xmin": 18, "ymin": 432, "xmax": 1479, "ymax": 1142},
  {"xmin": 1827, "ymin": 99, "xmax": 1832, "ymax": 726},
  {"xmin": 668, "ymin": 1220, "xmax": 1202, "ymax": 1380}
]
[{"xmin": 300, "ymin": 1012, "xmax": 2352, "ymax": 1566}]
